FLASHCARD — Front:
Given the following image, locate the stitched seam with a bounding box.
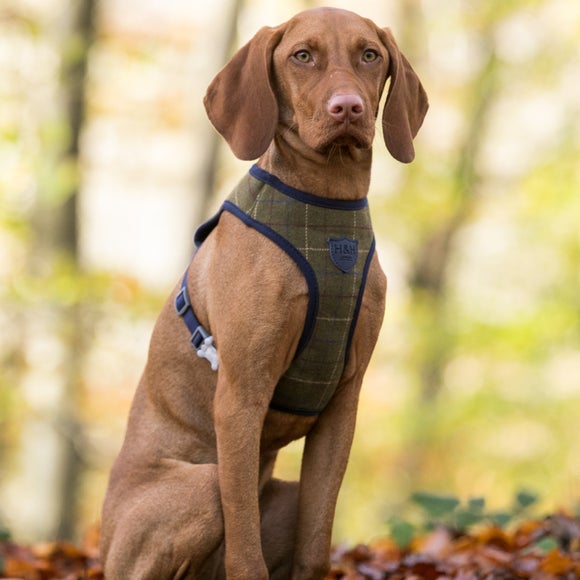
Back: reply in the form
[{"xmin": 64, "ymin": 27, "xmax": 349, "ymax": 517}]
[
  {"xmin": 305, "ymin": 204, "xmax": 309, "ymax": 261},
  {"xmin": 281, "ymin": 375, "xmax": 334, "ymax": 386},
  {"xmin": 330, "ymin": 212, "xmax": 358, "ymax": 379}
]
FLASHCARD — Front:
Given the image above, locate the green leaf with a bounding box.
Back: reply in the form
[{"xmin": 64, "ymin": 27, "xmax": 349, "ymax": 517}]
[
  {"xmin": 468, "ymin": 497, "xmax": 486, "ymax": 512},
  {"xmin": 516, "ymin": 490, "xmax": 539, "ymax": 510},
  {"xmin": 389, "ymin": 518, "xmax": 416, "ymax": 549},
  {"xmin": 489, "ymin": 512, "xmax": 512, "ymax": 528},
  {"xmin": 411, "ymin": 492, "xmax": 461, "ymax": 518},
  {"xmin": 534, "ymin": 537, "xmax": 559, "ymax": 554},
  {"xmin": 455, "ymin": 508, "xmax": 483, "ymax": 531}
]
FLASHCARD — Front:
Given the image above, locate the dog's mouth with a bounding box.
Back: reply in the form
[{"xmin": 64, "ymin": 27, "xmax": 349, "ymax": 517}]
[
  {"xmin": 318, "ymin": 125, "xmax": 373, "ymax": 153},
  {"xmin": 287, "ymin": 117, "xmax": 374, "ymax": 158},
  {"xmin": 330, "ymin": 134, "xmax": 364, "ymax": 148}
]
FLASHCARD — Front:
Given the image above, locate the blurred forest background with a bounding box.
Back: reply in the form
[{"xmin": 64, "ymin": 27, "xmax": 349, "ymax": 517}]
[{"xmin": 1, "ymin": 0, "xmax": 579, "ymax": 546}]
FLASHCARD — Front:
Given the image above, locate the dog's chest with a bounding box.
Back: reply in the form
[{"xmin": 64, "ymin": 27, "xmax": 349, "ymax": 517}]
[{"xmin": 198, "ymin": 166, "xmax": 375, "ymax": 416}]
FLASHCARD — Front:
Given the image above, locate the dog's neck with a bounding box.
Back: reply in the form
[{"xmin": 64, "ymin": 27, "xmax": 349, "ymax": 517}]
[{"xmin": 258, "ymin": 136, "xmax": 373, "ymax": 201}]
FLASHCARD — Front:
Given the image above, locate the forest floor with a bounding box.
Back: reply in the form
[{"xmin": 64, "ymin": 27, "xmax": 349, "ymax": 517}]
[{"xmin": 2, "ymin": 512, "xmax": 580, "ymax": 579}]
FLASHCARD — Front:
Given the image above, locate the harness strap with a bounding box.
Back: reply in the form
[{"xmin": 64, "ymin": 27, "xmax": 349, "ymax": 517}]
[{"xmin": 174, "ymin": 268, "xmax": 219, "ymax": 371}]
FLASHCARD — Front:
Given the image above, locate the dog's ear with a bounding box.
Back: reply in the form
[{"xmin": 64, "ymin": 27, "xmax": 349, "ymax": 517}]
[
  {"xmin": 377, "ymin": 28, "xmax": 429, "ymax": 163},
  {"xmin": 204, "ymin": 26, "xmax": 285, "ymax": 161}
]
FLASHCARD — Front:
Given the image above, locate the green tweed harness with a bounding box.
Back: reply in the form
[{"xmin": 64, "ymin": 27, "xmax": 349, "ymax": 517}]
[{"xmin": 181, "ymin": 164, "xmax": 376, "ymax": 416}]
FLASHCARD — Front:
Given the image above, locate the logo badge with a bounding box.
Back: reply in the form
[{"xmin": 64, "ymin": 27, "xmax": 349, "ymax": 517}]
[{"xmin": 328, "ymin": 237, "xmax": 358, "ymax": 273}]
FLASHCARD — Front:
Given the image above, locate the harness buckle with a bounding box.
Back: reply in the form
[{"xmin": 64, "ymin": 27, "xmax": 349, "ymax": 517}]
[
  {"xmin": 174, "ymin": 286, "xmax": 190, "ymax": 316},
  {"xmin": 176, "ymin": 269, "xmax": 219, "ymax": 372},
  {"xmin": 190, "ymin": 325, "xmax": 209, "ymax": 349}
]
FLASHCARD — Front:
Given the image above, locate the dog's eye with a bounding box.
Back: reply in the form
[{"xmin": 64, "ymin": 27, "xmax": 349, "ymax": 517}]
[
  {"xmin": 294, "ymin": 50, "xmax": 312, "ymax": 63},
  {"xmin": 362, "ymin": 49, "xmax": 379, "ymax": 63}
]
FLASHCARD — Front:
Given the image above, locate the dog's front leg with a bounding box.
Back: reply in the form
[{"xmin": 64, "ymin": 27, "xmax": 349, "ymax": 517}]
[
  {"xmin": 213, "ymin": 372, "xmax": 271, "ymax": 580},
  {"xmin": 290, "ymin": 375, "xmax": 363, "ymax": 580},
  {"xmin": 199, "ymin": 214, "xmax": 308, "ymax": 579},
  {"xmin": 288, "ymin": 257, "xmax": 386, "ymax": 579}
]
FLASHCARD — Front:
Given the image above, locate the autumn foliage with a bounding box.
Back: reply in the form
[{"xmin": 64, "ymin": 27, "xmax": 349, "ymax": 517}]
[
  {"xmin": 327, "ymin": 513, "xmax": 580, "ymax": 579},
  {"xmin": 2, "ymin": 512, "xmax": 580, "ymax": 579},
  {"xmin": 0, "ymin": 526, "xmax": 103, "ymax": 580}
]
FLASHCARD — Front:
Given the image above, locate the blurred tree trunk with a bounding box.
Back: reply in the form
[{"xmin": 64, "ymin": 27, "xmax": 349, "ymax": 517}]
[
  {"xmin": 398, "ymin": 0, "xmax": 427, "ymax": 63},
  {"xmin": 398, "ymin": 0, "xmax": 501, "ymax": 488},
  {"xmin": 198, "ymin": 0, "xmax": 246, "ymax": 219},
  {"xmin": 411, "ymin": 43, "xmax": 500, "ymax": 403},
  {"xmin": 411, "ymin": 42, "xmax": 499, "ymax": 403},
  {"xmin": 20, "ymin": 0, "xmax": 96, "ymax": 541},
  {"xmin": 54, "ymin": 0, "xmax": 97, "ymax": 541}
]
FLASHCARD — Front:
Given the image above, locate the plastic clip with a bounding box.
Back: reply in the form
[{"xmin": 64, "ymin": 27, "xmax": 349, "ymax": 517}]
[{"xmin": 196, "ymin": 335, "xmax": 219, "ymax": 371}]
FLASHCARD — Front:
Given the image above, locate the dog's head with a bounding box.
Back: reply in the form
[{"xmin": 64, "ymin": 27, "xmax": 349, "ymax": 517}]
[{"xmin": 204, "ymin": 8, "xmax": 428, "ymax": 164}]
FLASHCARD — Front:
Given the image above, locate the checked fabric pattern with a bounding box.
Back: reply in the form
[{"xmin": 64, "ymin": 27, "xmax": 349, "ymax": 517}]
[{"xmin": 222, "ymin": 165, "xmax": 376, "ymax": 415}]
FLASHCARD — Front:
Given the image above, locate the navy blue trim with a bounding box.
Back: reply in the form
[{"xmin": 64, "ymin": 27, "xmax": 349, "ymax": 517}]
[
  {"xmin": 222, "ymin": 200, "xmax": 319, "ymax": 357},
  {"xmin": 344, "ymin": 237, "xmax": 376, "ymax": 362},
  {"xmin": 194, "ymin": 211, "xmax": 222, "ymax": 248},
  {"xmin": 175, "ymin": 267, "xmax": 210, "ymax": 349},
  {"xmin": 250, "ymin": 164, "xmax": 368, "ymax": 211},
  {"xmin": 268, "ymin": 401, "xmax": 322, "ymax": 417}
]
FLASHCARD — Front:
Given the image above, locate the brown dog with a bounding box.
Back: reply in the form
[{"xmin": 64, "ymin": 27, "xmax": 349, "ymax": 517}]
[{"xmin": 100, "ymin": 7, "xmax": 427, "ymax": 580}]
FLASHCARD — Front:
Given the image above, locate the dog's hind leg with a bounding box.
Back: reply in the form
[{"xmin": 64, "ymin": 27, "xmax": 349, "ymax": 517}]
[{"xmin": 101, "ymin": 462, "xmax": 225, "ymax": 580}]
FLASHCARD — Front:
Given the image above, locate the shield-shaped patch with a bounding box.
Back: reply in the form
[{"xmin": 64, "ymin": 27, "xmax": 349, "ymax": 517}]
[{"xmin": 328, "ymin": 237, "xmax": 358, "ymax": 273}]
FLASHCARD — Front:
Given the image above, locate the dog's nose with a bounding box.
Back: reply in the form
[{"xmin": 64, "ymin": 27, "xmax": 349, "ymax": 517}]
[{"xmin": 327, "ymin": 94, "xmax": 364, "ymax": 123}]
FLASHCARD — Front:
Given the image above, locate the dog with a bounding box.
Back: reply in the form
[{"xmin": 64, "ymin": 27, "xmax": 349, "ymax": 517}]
[{"xmin": 100, "ymin": 7, "xmax": 428, "ymax": 579}]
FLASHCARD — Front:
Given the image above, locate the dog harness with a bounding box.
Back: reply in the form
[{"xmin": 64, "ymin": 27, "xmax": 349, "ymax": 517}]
[{"xmin": 176, "ymin": 164, "xmax": 375, "ymax": 415}]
